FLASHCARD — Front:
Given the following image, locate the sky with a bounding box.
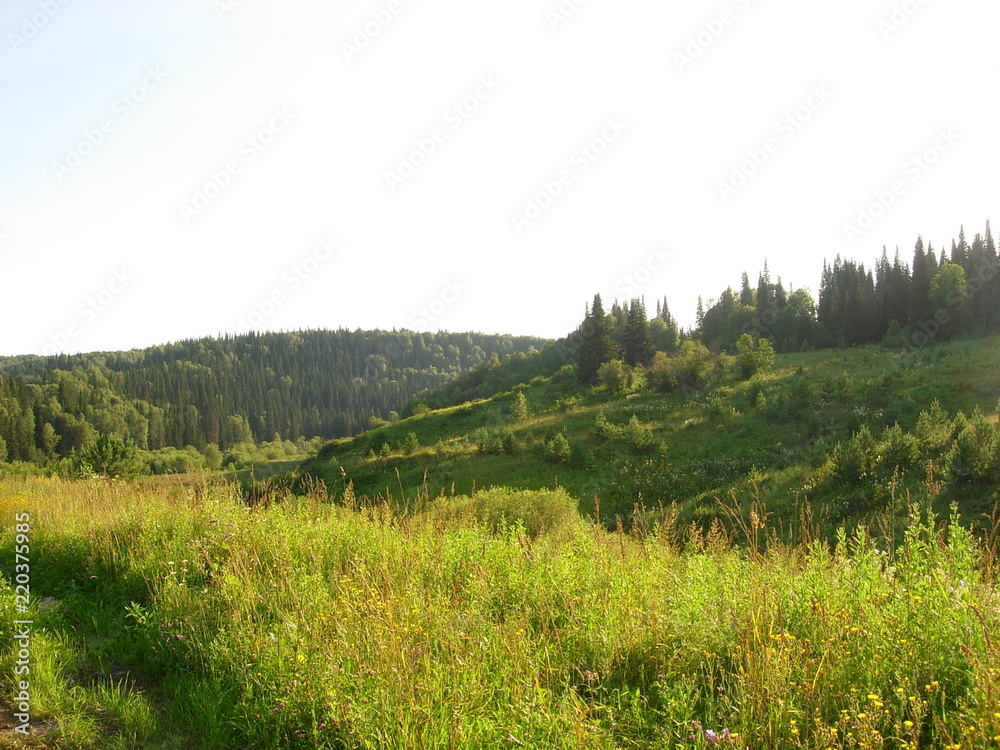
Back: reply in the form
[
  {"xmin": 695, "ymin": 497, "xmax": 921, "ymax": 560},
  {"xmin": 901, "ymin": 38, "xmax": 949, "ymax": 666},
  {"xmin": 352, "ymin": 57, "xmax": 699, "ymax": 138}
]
[{"xmin": 0, "ymin": 0, "xmax": 997, "ymax": 357}]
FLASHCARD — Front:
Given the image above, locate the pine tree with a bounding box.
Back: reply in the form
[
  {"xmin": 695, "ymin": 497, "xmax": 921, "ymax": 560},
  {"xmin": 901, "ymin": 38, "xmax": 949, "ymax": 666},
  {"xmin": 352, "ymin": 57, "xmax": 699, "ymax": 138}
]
[
  {"xmin": 739, "ymin": 272, "xmax": 755, "ymax": 306},
  {"xmin": 622, "ymin": 298, "xmax": 655, "ymax": 367},
  {"xmin": 909, "ymin": 237, "xmax": 933, "ymax": 325},
  {"xmin": 510, "ymin": 391, "xmax": 529, "ymax": 423},
  {"xmin": 577, "ymin": 294, "xmax": 618, "ymax": 384}
]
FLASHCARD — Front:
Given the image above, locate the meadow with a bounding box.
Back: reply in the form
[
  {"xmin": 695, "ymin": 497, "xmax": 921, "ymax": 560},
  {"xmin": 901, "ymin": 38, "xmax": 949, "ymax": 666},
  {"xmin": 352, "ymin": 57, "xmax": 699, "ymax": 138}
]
[{"xmin": 3, "ymin": 473, "xmax": 1000, "ymax": 749}]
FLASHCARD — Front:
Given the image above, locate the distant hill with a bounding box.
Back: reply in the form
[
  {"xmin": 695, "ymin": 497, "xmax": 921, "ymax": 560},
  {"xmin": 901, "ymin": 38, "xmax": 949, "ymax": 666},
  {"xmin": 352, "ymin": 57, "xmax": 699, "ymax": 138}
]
[
  {"xmin": 298, "ymin": 334, "xmax": 1000, "ymax": 531},
  {"xmin": 0, "ymin": 329, "xmax": 549, "ymax": 462}
]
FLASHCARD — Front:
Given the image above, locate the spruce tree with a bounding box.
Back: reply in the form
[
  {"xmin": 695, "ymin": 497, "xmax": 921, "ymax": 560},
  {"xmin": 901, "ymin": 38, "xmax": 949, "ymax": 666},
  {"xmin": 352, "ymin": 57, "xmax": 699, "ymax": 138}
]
[
  {"xmin": 577, "ymin": 294, "xmax": 618, "ymax": 384},
  {"xmin": 622, "ymin": 298, "xmax": 655, "ymax": 367}
]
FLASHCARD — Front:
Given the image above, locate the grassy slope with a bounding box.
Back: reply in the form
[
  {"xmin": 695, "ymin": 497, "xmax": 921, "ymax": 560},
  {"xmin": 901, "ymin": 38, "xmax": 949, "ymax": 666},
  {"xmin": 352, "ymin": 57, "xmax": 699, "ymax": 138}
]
[
  {"xmin": 300, "ymin": 336, "xmax": 1000, "ymax": 529},
  {"xmin": 3, "ymin": 476, "xmax": 1000, "ymax": 749}
]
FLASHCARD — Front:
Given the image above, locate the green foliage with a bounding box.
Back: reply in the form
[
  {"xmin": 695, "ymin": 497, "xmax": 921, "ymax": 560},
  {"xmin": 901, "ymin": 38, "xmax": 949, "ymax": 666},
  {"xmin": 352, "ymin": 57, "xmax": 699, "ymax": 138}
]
[
  {"xmin": 945, "ymin": 410, "xmax": 999, "ymax": 485},
  {"xmin": 427, "ymin": 486, "xmax": 578, "ymax": 537},
  {"xmin": 77, "ymin": 433, "xmax": 143, "ymax": 480},
  {"xmin": 916, "ymin": 399, "xmax": 953, "ymax": 455},
  {"xmin": 202, "ymin": 443, "xmax": 223, "ymax": 471},
  {"xmin": 475, "ymin": 428, "xmax": 519, "ymax": 456},
  {"xmin": 7, "ymin": 463, "xmax": 1000, "ymax": 748},
  {"xmin": 622, "ymin": 297, "xmax": 655, "ymax": 367},
  {"xmin": 597, "ymin": 359, "xmax": 633, "ymax": 394},
  {"xmin": 624, "ymin": 415, "xmax": 656, "ymax": 452},
  {"xmin": 878, "ymin": 423, "xmax": 920, "ymax": 473},
  {"xmin": 736, "ymin": 334, "xmax": 776, "ymax": 379},
  {"xmin": 510, "ymin": 391, "xmax": 529, "ymax": 423},
  {"xmin": 577, "ymin": 294, "xmax": 618, "ymax": 385},
  {"xmin": 542, "ymin": 432, "xmax": 571, "ymax": 464},
  {"xmin": 649, "ymin": 340, "xmax": 719, "ymax": 393},
  {"xmin": 830, "ymin": 426, "xmax": 878, "ymax": 487},
  {"xmin": 0, "ymin": 330, "xmax": 547, "ymax": 467},
  {"xmin": 401, "ymin": 431, "xmax": 420, "ymax": 455},
  {"xmin": 930, "ymin": 262, "xmax": 970, "ymax": 340},
  {"xmin": 592, "ymin": 412, "xmax": 656, "ymax": 453}
]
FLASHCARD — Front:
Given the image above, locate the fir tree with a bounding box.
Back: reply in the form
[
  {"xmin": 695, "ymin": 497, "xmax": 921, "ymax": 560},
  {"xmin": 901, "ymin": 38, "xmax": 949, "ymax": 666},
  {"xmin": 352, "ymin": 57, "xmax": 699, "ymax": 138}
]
[
  {"xmin": 577, "ymin": 294, "xmax": 618, "ymax": 384},
  {"xmin": 622, "ymin": 298, "xmax": 655, "ymax": 367}
]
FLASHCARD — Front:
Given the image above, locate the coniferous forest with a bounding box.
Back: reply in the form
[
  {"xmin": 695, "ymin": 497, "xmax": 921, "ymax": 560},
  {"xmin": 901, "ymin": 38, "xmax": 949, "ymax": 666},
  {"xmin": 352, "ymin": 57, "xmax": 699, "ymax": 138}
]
[
  {"xmin": 0, "ymin": 330, "xmax": 546, "ymax": 465},
  {"xmin": 0, "ymin": 223, "xmax": 995, "ymax": 473}
]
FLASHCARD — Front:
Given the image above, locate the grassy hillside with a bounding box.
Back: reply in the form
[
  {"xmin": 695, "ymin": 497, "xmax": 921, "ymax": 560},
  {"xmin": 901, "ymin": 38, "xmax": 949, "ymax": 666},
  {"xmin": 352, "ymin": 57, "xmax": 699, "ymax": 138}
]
[
  {"xmin": 3, "ymin": 476, "xmax": 1000, "ymax": 748},
  {"xmin": 299, "ymin": 336, "xmax": 1000, "ymax": 532}
]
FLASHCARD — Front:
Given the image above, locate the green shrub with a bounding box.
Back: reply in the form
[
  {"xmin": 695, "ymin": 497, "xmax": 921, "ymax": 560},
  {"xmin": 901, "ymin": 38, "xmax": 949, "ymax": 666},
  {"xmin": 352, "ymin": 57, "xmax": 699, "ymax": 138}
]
[
  {"xmin": 597, "ymin": 360, "xmax": 631, "ymax": 394},
  {"xmin": 624, "ymin": 415, "xmax": 656, "ymax": 452},
  {"xmin": 736, "ymin": 334, "xmax": 775, "ymax": 380},
  {"xmin": 916, "ymin": 399, "xmax": 953, "ymax": 455},
  {"xmin": 401, "ymin": 432, "xmax": 420, "ymax": 455},
  {"xmin": 77, "ymin": 434, "xmax": 143, "ymax": 480},
  {"xmin": 543, "ymin": 433, "xmax": 571, "ymax": 464},
  {"xmin": 427, "ymin": 486, "xmax": 579, "ymax": 537},
  {"xmin": 877, "ymin": 423, "xmax": 920, "ymax": 474},
  {"xmin": 830, "ymin": 426, "xmax": 877, "ymax": 487},
  {"xmin": 945, "ymin": 410, "xmax": 999, "ymax": 485},
  {"xmin": 510, "ymin": 391, "xmax": 529, "ymax": 423}
]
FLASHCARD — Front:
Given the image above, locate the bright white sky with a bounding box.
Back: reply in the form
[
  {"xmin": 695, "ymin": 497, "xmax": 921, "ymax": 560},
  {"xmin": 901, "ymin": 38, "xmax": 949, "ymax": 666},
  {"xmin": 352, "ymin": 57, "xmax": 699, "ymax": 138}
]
[{"xmin": 1, "ymin": 0, "xmax": 997, "ymax": 356}]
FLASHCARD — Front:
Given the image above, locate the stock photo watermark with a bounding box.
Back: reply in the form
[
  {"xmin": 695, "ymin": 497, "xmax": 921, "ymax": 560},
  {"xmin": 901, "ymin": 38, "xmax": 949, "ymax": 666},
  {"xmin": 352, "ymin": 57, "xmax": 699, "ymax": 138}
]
[
  {"xmin": 716, "ymin": 85, "xmax": 833, "ymax": 201},
  {"xmin": 900, "ymin": 258, "xmax": 999, "ymax": 352},
  {"xmin": 384, "ymin": 75, "xmax": 501, "ymax": 192},
  {"xmin": 178, "ymin": 106, "xmax": 296, "ymax": 223},
  {"xmin": 613, "ymin": 245, "xmax": 673, "ymax": 298},
  {"xmin": 214, "ymin": 0, "xmax": 252, "ymax": 21},
  {"xmin": 509, "ymin": 116, "xmax": 627, "ymax": 234},
  {"xmin": 843, "ymin": 127, "xmax": 959, "ymax": 244},
  {"xmin": 12, "ymin": 512, "xmax": 33, "ymax": 736},
  {"xmin": 341, "ymin": 0, "xmax": 414, "ymax": 64},
  {"xmin": 353, "ymin": 280, "xmax": 468, "ymax": 387},
  {"xmin": 672, "ymin": 0, "xmax": 755, "ymax": 72},
  {"xmin": 234, "ymin": 236, "xmax": 338, "ymax": 334},
  {"xmin": 7, "ymin": 0, "xmax": 72, "ymax": 52},
  {"xmin": 546, "ymin": 0, "xmax": 590, "ymax": 30},
  {"xmin": 409, "ymin": 279, "xmax": 467, "ymax": 331},
  {"xmin": 51, "ymin": 66, "xmax": 167, "ymax": 182},
  {"xmin": 35, "ymin": 269, "xmax": 134, "ymax": 356},
  {"xmin": 878, "ymin": 0, "xmax": 932, "ymax": 40}
]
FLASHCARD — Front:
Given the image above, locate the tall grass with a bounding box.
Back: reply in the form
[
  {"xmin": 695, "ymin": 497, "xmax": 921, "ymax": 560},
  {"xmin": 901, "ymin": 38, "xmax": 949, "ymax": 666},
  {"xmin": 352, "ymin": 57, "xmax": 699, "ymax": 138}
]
[{"xmin": 2, "ymin": 475, "xmax": 1000, "ymax": 748}]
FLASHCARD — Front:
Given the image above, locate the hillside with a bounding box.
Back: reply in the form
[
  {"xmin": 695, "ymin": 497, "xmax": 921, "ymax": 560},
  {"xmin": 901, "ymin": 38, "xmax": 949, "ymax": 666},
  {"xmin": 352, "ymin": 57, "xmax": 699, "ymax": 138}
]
[
  {"xmin": 299, "ymin": 334, "xmax": 1000, "ymax": 531},
  {"xmin": 0, "ymin": 329, "xmax": 548, "ymax": 466}
]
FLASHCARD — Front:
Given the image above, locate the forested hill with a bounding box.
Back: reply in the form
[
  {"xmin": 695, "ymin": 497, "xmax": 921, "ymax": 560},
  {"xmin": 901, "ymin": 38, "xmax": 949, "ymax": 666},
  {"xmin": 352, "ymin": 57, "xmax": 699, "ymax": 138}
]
[{"xmin": 0, "ymin": 329, "xmax": 548, "ymax": 462}]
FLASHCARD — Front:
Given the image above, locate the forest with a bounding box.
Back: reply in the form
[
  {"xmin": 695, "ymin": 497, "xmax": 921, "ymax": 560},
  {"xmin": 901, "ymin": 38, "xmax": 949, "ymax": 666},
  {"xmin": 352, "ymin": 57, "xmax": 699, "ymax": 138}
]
[
  {"xmin": 0, "ymin": 222, "xmax": 995, "ymax": 476},
  {"xmin": 0, "ymin": 330, "xmax": 546, "ymax": 470}
]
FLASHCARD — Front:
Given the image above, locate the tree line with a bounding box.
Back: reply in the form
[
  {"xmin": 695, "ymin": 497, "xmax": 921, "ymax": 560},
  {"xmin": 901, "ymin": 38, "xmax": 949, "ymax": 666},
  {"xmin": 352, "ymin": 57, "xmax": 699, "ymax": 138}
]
[
  {"xmin": 574, "ymin": 222, "xmax": 997, "ymax": 384},
  {"xmin": 0, "ymin": 330, "xmax": 546, "ymax": 465}
]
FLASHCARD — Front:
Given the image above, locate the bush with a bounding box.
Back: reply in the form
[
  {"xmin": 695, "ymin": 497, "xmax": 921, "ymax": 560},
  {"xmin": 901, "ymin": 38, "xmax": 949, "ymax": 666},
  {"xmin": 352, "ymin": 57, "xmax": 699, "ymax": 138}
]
[
  {"xmin": 427, "ymin": 486, "xmax": 578, "ymax": 537},
  {"xmin": 736, "ymin": 334, "xmax": 775, "ymax": 380},
  {"xmin": 916, "ymin": 399, "xmax": 953, "ymax": 455},
  {"xmin": 597, "ymin": 360, "xmax": 632, "ymax": 394},
  {"xmin": 77, "ymin": 434, "xmax": 143, "ymax": 480},
  {"xmin": 945, "ymin": 410, "xmax": 999, "ymax": 485},
  {"xmin": 510, "ymin": 391, "xmax": 530, "ymax": 423},
  {"xmin": 543, "ymin": 433, "xmax": 571, "ymax": 464},
  {"xmin": 475, "ymin": 428, "xmax": 518, "ymax": 456},
  {"xmin": 830, "ymin": 426, "xmax": 878, "ymax": 487},
  {"xmin": 650, "ymin": 341, "xmax": 719, "ymax": 393},
  {"xmin": 624, "ymin": 415, "xmax": 656, "ymax": 452},
  {"xmin": 878, "ymin": 424, "xmax": 920, "ymax": 474},
  {"xmin": 401, "ymin": 432, "xmax": 420, "ymax": 455},
  {"xmin": 593, "ymin": 411, "xmax": 618, "ymax": 442}
]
